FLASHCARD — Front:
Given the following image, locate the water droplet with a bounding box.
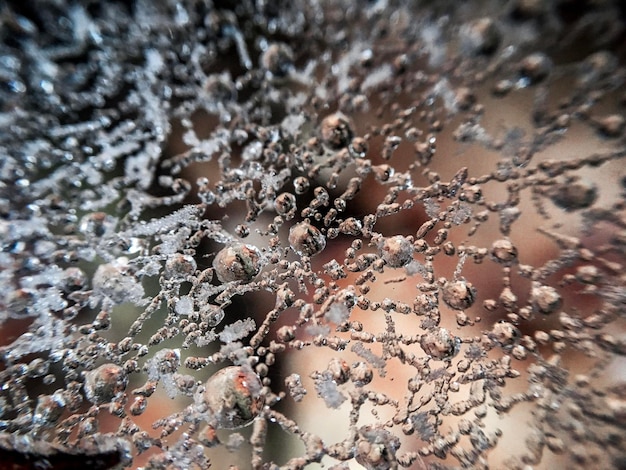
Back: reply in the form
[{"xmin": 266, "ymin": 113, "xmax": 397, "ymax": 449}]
[
  {"xmin": 62, "ymin": 267, "xmax": 88, "ymax": 292},
  {"xmin": 320, "ymin": 112, "xmax": 354, "ymax": 149},
  {"xmin": 260, "ymin": 43, "xmax": 294, "ymax": 77},
  {"xmin": 355, "ymin": 425, "xmax": 401, "ymax": 470},
  {"xmin": 594, "ymin": 114, "xmax": 625, "ymax": 138},
  {"xmin": 349, "ymin": 137, "xmax": 369, "ymax": 157},
  {"xmin": 378, "ymin": 235, "xmax": 414, "ymax": 268},
  {"xmin": 490, "ymin": 321, "xmax": 520, "ymax": 347},
  {"xmin": 6, "ymin": 288, "xmax": 34, "ymax": 318},
  {"xmin": 327, "ymin": 358, "xmax": 351, "ymax": 385},
  {"xmin": 274, "ymin": 192, "xmax": 297, "ymax": 217},
  {"xmin": 276, "ymin": 325, "xmax": 296, "ymax": 342},
  {"xmin": 213, "ymin": 243, "xmax": 263, "ymax": 283},
  {"xmin": 442, "ymin": 279, "xmax": 477, "ymax": 310},
  {"xmin": 164, "ymin": 253, "xmax": 197, "ymax": 279},
  {"xmin": 148, "ymin": 349, "xmax": 181, "ymax": 378},
  {"xmin": 202, "ymin": 366, "xmax": 264, "ymax": 429},
  {"xmin": 79, "ymin": 212, "xmax": 116, "ymax": 237},
  {"xmin": 576, "ymin": 265, "xmax": 601, "ymax": 284},
  {"xmin": 550, "ymin": 179, "xmax": 597, "ymax": 211},
  {"xmin": 350, "ymin": 362, "xmax": 373, "ymax": 387},
  {"xmin": 459, "ymin": 17, "xmax": 501, "ymax": 55},
  {"xmin": 130, "ymin": 396, "xmax": 148, "ymax": 416},
  {"xmin": 490, "ymin": 239, "xmax": 518, "ymax": 266},
  {"xmin": 92, "ymin": 258, "xmax": 145, "ymax": 305},
  {"xmin": 235, "ymin": 224, "xmax": 250, "ymax": 238},
  {"xmin": 288, "ymin": 222, "xmax": 326, "ymax": 257},
  {"xmin": 83, "ymin": 363, "xmax": 128, "ymax": 405},
  {"xmin": 293, "ymin": 176, "xmax": 310, "ymax": 195},
  {"xmin": 531, "ymin": 284, "xmax": 562, "ymax": 314},
  {"xmin": 33, "ymin": 393, "xmax": 65, "ymax": 426},
  {"xmin": 420, "ymin": 328, "xmax": 460, "ymax": 360},
  {"xmin": 518, "ymin": 52, "xmax": 552, "ymax": 84}
]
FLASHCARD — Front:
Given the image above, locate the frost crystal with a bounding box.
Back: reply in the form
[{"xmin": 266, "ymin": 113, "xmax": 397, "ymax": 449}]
[
  {"xmin": 219, "ymin": 318, "xmax": 256, "ymax": 343},
  {"xmin": 313, "ymin": 372, "xmax": 347, "ymax": 409}
]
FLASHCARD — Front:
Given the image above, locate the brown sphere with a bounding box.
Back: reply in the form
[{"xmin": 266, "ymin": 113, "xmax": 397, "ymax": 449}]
[{"xmin": 203, "ymin": 366, "xmax": 264, "ymax": 429}]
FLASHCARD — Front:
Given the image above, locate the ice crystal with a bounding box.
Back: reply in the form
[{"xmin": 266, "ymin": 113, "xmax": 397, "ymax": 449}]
[{"xmin": 0, "ymin": 0, "xmax": 625, "ymax": 469}]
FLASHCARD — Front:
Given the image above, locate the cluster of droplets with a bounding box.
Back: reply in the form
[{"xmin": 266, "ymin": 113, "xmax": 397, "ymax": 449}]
[{"xmin": 0, "ymin": 0, "xmax": 625, "ymax": 469}]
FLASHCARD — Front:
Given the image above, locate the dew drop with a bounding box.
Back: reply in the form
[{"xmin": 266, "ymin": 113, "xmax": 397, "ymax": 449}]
[
  {"xmin": 490, "ymin": 321, "xmax": 520, "ymax": 347},
  {"xmin": 350, "ymin": 361, "xmax": 373, "ymax": 387},
  {"xmin": 83, "ymin": 363, "xmax": 128, "ymax": 405},
  {"xmin": 130, "ymin": 396, "xmax": 148, "ymax": 416},
  {"xmin": 550, "ymin": 180, "xmax": 597, "ymax": 211},
  {"xmin": 355, "ymin": 425, "xmax": 401, "ymax": 470},
  {"xmin": 260, "ymin": 43, "xmax": 294, "ymax": 77},
  {"xmin": 518, "ymin": 52, "xmax": 552, "ymax": 84},
  {"xmin": 378, "ymin": 235, "xmax": 414, "ymax": 268},
  {"xmin": 293, "ymin": 176, "xmax": 310, "ymax": 195},
  {"xmin": 420, "ymin": 328, "xmax": 461, "ymax": 360},
  {"xmin": 442, "ymin": 279, "xmax": 477, "ymax": 311},
  {"xmin": 327, "ymin": 357, "xmax": 351, "ymax": 385},
  {"xmin": 164, "ymin": 253, "xmax": 197, "ymax": 279},
  {"xmin": 490, "ymin": 239, "xmax": 518, "ymax": 266},
  {"xmin": 213, "ymin": 243, "xmax": 263, "ymax": 283},
  {"xmin": 531, "ymin": 284, "xmax": 562, "ymax": 314},
  {"xmin": 288, "ymin": 222, "xmax": 326, "ymax": 257},
  {"xmin": 203, "ymin": 366, "xmax": 264, "ymax": 429},
  {"xmin": 274, "ymin": 192, "xmax": 297, "ymax": 217},
  {"xmin": 33, "ymin": 393, "xmax": 65, "ymax": 426},
  {"xmin": 320, "ymin": 112, "xmax": 354, "ymax": 149},
  {"xmin": 459, "ymin": 17, "xmax": 501, "ymax": 56}
]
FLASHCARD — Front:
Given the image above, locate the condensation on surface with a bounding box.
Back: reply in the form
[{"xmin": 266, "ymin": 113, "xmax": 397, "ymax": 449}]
[{"xmin": 0, "ymin": 1, "xmax": 625, "ymax": 469}]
